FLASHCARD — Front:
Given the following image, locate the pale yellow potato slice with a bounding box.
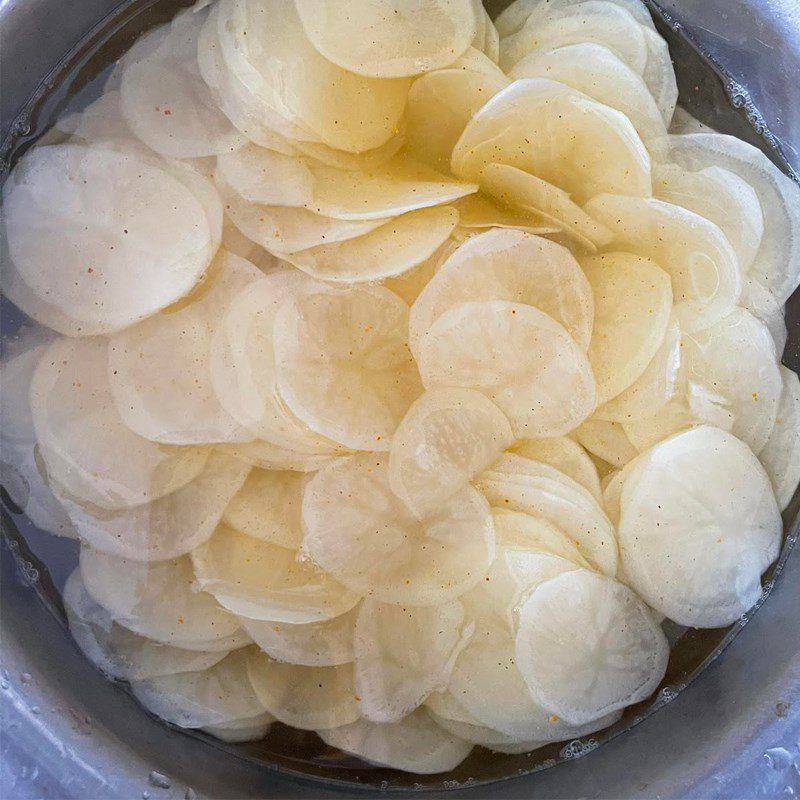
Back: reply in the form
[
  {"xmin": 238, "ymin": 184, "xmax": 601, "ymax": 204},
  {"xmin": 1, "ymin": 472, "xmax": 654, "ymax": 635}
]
[
  {"xmin": 247, "ymin": 651, "xmax": 359, "ymax": 730},
  {"xmin": 452, "ymin": 79, "xmax": 651, "ymax": 203},
  {"xmin": 510, "ymin": 438, "xmax": 601, "ymax": 502},
  {"xmin": 416, "ymin": 300, "xmax": 596, "ymax": 438},
  {"xmin": 223, "ymin": 439, "xmax": 341, "ymax": 473},
  {"xmin": 273, "ymin": 284, "xmax": 422, "ymax": 451},
  {"xmin": 492, "ymin": 509, "xmax": 591, "ymax": 568},
  {"xmin": 353, "ymin": 600, "xmax": 473, "ymax": 722},
  {"xmin": 584, "ymin": 195, "xmax": 741, "ymax": 333},
  {"xmin": 192, "ymin": 525, "xmax": 360, "ymax": 623},
  {"xmin": 389, "ymin": 388, "xmax": 513, "ymax": 517},
  {"xmin": 573, "ymin": 420, "xmax": 638, "ymax": 468},
  {"xmin": 383, "ymin": 239, "xmax": 460, "ymax": 305},
  {"xmin": 622, "ymin": 399, "xmax": 695, "ymax": 453},
  {"xmin": 302, "ymin": 454, "xmax": 495, "ymax": 605},
  {"xmin": 319, "ymin": 710, "xmax": 473, "ymax": 774},
  {"xmin": 741, "ymin": 278, "xmax": 788, "ymax": 357},
  {"xmin": 202, "ymin": 711, "xmax": 274, "ymax": 742},
  {"xmin": 294, "ymin": 0, "xmax": 477, "ymax": 78},
  {"xmin": 619, "ymin": 426, "xmax": 782, "ymax": 627},
  {"xmin": 451, "ymin": 195, "xmax": 558, "ymax": 237},
  {"xmin": 410, "ymin": 228, "xmax": 594, "ymax": 357}
]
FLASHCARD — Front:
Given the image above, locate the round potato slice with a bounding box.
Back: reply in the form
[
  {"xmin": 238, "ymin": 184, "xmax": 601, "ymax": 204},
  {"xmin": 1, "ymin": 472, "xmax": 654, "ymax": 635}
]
[
  {"xmin": 621, "ymin": 399, "xmax": 695, "ymax": 454},
  {"xmin": 515, "ymin": 569, "xmax": 669, "ymax": 725},
  {"xmin": 682, "ymin": 308, "xmax": 781, "ymax": 454},
  {"xmin": 492, "ymin": 509, "xmax": 591, "ymax": 567},
  {"xmin": 294, "ymin": 0, "xmax": 476, "ymax": 78},
  {"xmin": 741, "ymin": 278, "xmax": 788, "ymax": 358},
  {"xmin": 416, "ymin": 300, "xmax": 597, "ymax": 439},
  {"xmin": 618, "ymin": 426, "xmax": 782, "ymax": 627},
  {"xmin": 410, "ymin": 228, "xmax": 594, "ymax": 356},
  {"xmin": 573, "ymin": 419, "xmax": 638, "ymax": 468},
  {"xmin": 192, "ymin": 525, "xmax": 360, "ymax": 624},
  {"xmin": 224, "ymin": 439, "xmax": 341, "ymax": 473},
  {"xmin": 452, "ymin": 79, "xmax": 651, "ymax": 203},
  {"xmin": 30, "ymin": 338, "xmax": 210, "ymax": 510},
  {"xmin": 353, "ymin": 600, "xmax": 473, "ymax": 722},
  {"xmin": 57, "ymin": 89, "xmax": 133, "ymax": 145},
  {"xmin": 584, "ymin": 195, "xmax": 741, "ymax": 333},
  {"xmin": 2, "ymin": 144, "xmax": 214, "ymax": 332},
  {"xmin": 451, "ymin": 195, "xmax": 558, "ymax": 238},
  {"xmin": 302, "ymin": 454, "xmax": 495, "ymax": 605},
  {"xmin": 247, "ymin": 651, "xmax": 359, "ymax": 730},
  {"xmin": 237, "ymin": 605, "xmax": 357, "ymax": 667},
  {"xmin": 318, "ymin": 710, "xmax": 473, "ymax": 774},
  {"xmin": 273, "ymin": 284, "xmax": 422, "ymax": 451},
  {"xmin": 389, "ymin": 388, "xmax": 513, "ymax": 517},
  {"xmin": 202, "ymin": 712, "xmax": 274, "ymax": 743},
  {"xmin": 510, "ymin": 438, "xmax": 601, "ymax": 502}
]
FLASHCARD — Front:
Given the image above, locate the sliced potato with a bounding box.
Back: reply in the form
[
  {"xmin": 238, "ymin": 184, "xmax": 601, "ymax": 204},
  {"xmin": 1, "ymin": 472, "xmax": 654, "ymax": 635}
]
[
  {"xmin": 492, "ymin": 509, "xmax": 591, "ymax": 568},
  {"xmin": 223, "ymin": 439, "xmax": 341, "ymax": 473},
  {"xmin": 573, "ymin": 419, "xmax": 638, "ymax": 468},
  {"xmin": 621, "ymin": 399, "xmax": 695, "ymax": 453},
  {"xmin": 510, "ymin": 438, "xmax": 601, "ymax": 502},
  {"xmin": 202, "ymin": 711, "xmax": 274, "ymax": 742}
]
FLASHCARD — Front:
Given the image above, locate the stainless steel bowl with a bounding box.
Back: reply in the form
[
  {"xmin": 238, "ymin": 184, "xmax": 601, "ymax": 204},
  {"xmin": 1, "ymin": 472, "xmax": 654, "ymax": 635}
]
[{"xmin": 1, "ymin": 2, "xmax": 799, "ymax": 797}]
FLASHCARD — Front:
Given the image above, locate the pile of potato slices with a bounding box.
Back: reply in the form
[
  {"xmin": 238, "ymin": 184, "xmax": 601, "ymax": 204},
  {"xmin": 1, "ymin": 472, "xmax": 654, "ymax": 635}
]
[{"xmin": 1, "ymin": 0, "xmax": 799, "ymax": 777}]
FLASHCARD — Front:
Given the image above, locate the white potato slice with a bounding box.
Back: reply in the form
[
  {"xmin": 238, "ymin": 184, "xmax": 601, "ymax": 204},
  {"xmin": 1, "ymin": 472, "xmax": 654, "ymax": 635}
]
[
  {"xmin": 621, "ymin": 399, "xmax": 695, "ymax": 453},
  {"xmin": 2, "ymin": 144, "xmax": 214, "ymax": 332},
  {"xmin": 119, "ymin": 9, "xmax": 245, "ymax": 158},
  {"xmin": 383, "ymin": 239, "xmax": 460, "ymax": 306},
  {"xmin": 64, "ymin": 569, "xmax": 226, "ymax": 682},
  {"xmin": 389, "ymin": 388, "xmax": 513, "ymax": 517},
  {"xmin": 584, "ymin": 195, "xmax": 741, "ymax": 333},
  {"xmin": 759, "ymin": 366, "xmax": 800, "ymax": 511},
  {"xmin": 302, "ymin": 454, "xmax": 495, "ymax": 605},
  {"xmin": 107, "ymin": 250, "xmax": 263, "ymax": 444},
  {"xmin": 741, "ymin": 278, "xmax": 788, "ymax": 358},
  {"xmin": 273, "ymin": 284, "xmax": 421, "ymax": 451},
  {"xmin": 573, "ymin": 420, "xmax": 638, "ymax": 468},
  {"xmin": 515, "ymin": 569, "xmax": 669, "ymax": 725},
  {"xmin": 282, "ymin": 207, "xmax": 458, "ymax": 283},
  {"xmin": 192, "ymin": 525, "xmax": 360, "ymax": 624},
  {"xmin": 221, "ymin": 218, "xmax": 285, "ymax": 272},
  {"xmin": 353, "ymin": 600, "xmax": 473, "ymax": 722},
  {"xmin": 202, "ymin": 712, "xmax": 274, "ymax": 742},
  {"xmin": 247, "ymin": 651, "xmax": 359, "ymax": 730},
  {"xmin": 295, "ymin": 0, "xmax": 476, "ymax": 78},
  {"xmin": 416, "ymin": 300, "xmax": 596, "ymax": 438},
  {"xmin": 79, "ymin": 547, "xmax": 246, "ymax": 647},
  {"xmin": 451, "ymin": 195, "xmax": 558, "ymax": 237},
  {"xmin": 428, "ymin": 700, "xmax": 540, "ymax": 750},
  {"xmin": 410, "ymin": 228, "xmax": 594, "ymax": 356},
  {"xmin": 452, "ymin": 79, "xmax": 651, "ymax": 202},
  {"xmin": 237, "ymin": 605, "xmax": 357, "ymax": 667},
  {"xmin": 319, "ymin": 710, "xmax": 473, "ymax": 774},
  {"xmin": 222, "ymin": 469, "xmax": 304, "ymax": 549},
  {"xmin": 289, "ymin": 127, "xmax": 407, "ymax": 171},
  {"xmin": 682, "ymin": 308, "xmax": 781, "ymax": 454},
  {"xmin": 510, "ymin": 438, "xmax": 601, "ymax": 502},
  {"xmin": 131, "ymin": 648, "xmax": 267, "ymax": 728},
  {"xmin": 57, "ymin": 90, "xmax": 133, "ymax": 145},
  {"xmin": 477, "ymin": 453, "xmax": 618, "ymax": 576},
  {"xmin": 492, "ymin": 509, "xmax": 591, "ymax": 567},
  {"xmin": 618, "ymin": 425, "xmax": 782, "ymax": 627},
  {"xmin": 54, "ymin": 451, "xmax": 250, "ymax": 562},
  {"xmin": 223, "ymin": 439, "xmax": 340, "ymax": 473},
  {"xmin": 668, "ymin": 107, "xmax": 715, "ymax": 135},
  {"xmin": 581, "ymin": 252, "xmax": 673, "ymax": 403},
  {"xmin": 30, "ymin": 338, "xmax": 210, "ymax": 510},
  {"xmin": 648, "ymin": 133, "xmax": 800, "ymax": 304}
]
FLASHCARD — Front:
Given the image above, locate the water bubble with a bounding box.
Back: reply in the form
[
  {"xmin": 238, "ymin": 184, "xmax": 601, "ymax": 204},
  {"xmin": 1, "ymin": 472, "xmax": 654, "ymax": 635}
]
[
  {"xmin": 765, "ymin": 747, "xmax": 795, "ymax": 771},
  {"xmin": 560, "ymin": 738, "xmax": 599, "ymax": 760},
  {"xmin": 149, "ymin": 771, "xmax": 171, "ymax": 789},
  {"xmin": 184, "ymin": 789, "xmax": 197, "ymax": 800},
  {"xmin": 20, "ymin": 673, "xmax": 32, "ymax": 685}
]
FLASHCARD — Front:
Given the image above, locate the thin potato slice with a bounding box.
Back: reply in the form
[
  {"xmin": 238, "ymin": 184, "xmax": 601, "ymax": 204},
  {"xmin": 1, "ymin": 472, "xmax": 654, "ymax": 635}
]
[
  {"xmin": 416, "ymin": 300, "xmax": 597, "ymax": 438},
  {"xmin": 510, "ymin": 438, "xmax": 601, "ymax": 502},
  {"xmin": 202, "ymin": 712, "xmax": 274, "ymax": 742},
  {"xmin": 573, "ymin": 419, "xmax": 638, "ymax": 468},
  {"xmin": 389, "ymin": 388, "xmax": 513, "ymax": 517},
  {"xmin": 618, "ymin": 426, "xmax": 782, "ymax": 627},
  {"xmin": 302, "ymin": 454, "xmax": 495, "ymax": 605},
  {"xmin": 428, "ymin": 698, "xmax": 541, "ymax": 749},
  {"xmin": 383, "ymin": 239, "xmax": 460, "ymax": 306},
  {"xmin": 741, "ymin": 278, "xmax": 788, "ymax": 357},
  {"xmin": 192, "ymin": 525, "xmax": 360, "ymax": 623},
  {"xmin": 451, "ymin": 195, "xmax": 558, "ymax": 237},
  {"xmin": 621, "ymin": 399, "xmax": 695, "ymax": 453},
  {"xmin": 492, "ymin": 509, "xmax": 591, "ymax": 567},
  {"xmin": 224, "ymin": 439, "xmax": 340, "ymax": 473}
]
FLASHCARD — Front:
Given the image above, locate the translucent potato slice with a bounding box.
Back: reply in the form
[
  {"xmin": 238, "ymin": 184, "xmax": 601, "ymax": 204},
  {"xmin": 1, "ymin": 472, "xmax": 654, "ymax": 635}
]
[
  {"xmin": 107, "ymin": 250, "xmax": 263, "ymax": 445},
  {"xmin": 224, "ymin": 439, "xmax": 340, "ymax": 473},
  {"xmin": 247, "ymin": 651, "xmax": 359, "ymax": 730},
  {"xmin": 492, "ymin": 509, "xmax": 591, "ymax": 568},
  {"xmin": 581, "ymin": 252, "xmax": 672, "ymax": 404},
  {"xmin": 682, "ymin": 308, "xmax": 781, "ymax": 454},
  {"xmin": 237, "ymin": 605, "xmax": 357, "ymax": 667},
  {"xmin": 192, "ymin": 525, "xmax": 360, "ymax": 624},
  {"xmin": 79, "ymin": 547, "xmax": 246, "ymax": 648},
  {"xmin": 741, "ymin": 278, "xmax": 788, "ymax": 358},
  {"xmin": 30, "ymin": 338, "xmax": 210, "ymax": 511},
  {"xmin": 668, "ymin": 107, "xmax": 715, "ymax": 136},
  {"xmin": 510, "ymin": 43, "xmax": 666, "ymax": 142},
  {"xmin": 353, "ymin": 600, "xmax": 473, "ymax": 722},
  {"xmin": 428, "ymin": 698, "xmax": 541, "ymax": 750},
  {"xmin": 54, "ymin": 451, "xmax": 250, "ymax": 562},
  {"xmin": 2, "ymin": 144, "xmax": 214, "ymax": 332},
  {"xmin": 410, "ymin": 228, "xmax": 594, "ymax": 357},
  {"xmin": 573, "ymin": 420, "xmax": 638, "ymax": 468},
  {"xmin": 452, "ymin": 79, "xmax": 652, "ymax": 203},
  {"xmin": 618, "ymin": 426, "xmax": 782, "ymax": 627},
  {"xmin": 389, "ymin": 388, "xmax": 514, "ymax": 518},
  {"xmin": 202, "ymin": 712, "xmax": 274, "ymax": 742},
  {"xmin": 302, "ymin": 454, "xmax": 495, "ymax": 605},
  {"xmin": 648, "ymin": 133, "xmax": 800, "ymax": 304},
  {"xmin": 451, "ymin": 195, "xmax": 558, "ymax": 237},
  {"xmin": 119, "ymin": 8, "xmax": 245, "ymax": 158},
  {"xmin": 64, "ymin": 569, "xmax": 226, "ymax": 682},
  {"xmin": 319, "ymin": 711, "xmax": 473, "ymax": 774},
  {"xmin": 621, "ymin": 399, "xmax": 695, "ymax": 453},
  {"xmin": 222, "ymin": 469, "xmax": 304, "ymax": 550},
  {"xmin": 510, "ymin": 438, "xmax": 602, "ymax": 502},
  {"xmin": 416, "ymin": 300, "xmax": 597, "ymax": 439},
  {"xmin": 57, "ymin": 90, "xmax": 133, "ymax": 145},
  {"xmin": 584, "ymin": 195, "xmax": 741, "ymax": 333},
  {"xmin": 295, "ymin": 0, "xmax": 476, "ymax": 78},
  {"xmin": 273, "ymin": 284, "xmax": 422, "ymax": 451},
  {"xmin": 131, "ymin": 649, "xmax": 267, "ymax": 728},
  {"xmin": 515, "ymin": 569, "xmax": 669, "ymax": 725},
  {"xmin": 759, "ymin": 366, "xmax": 800, "ymax": 511},
  {"xmin": 282, "ymin": 207, "xmax": 459, "ymax": 283},
  {"xmin": 383, "ymin": 239, "xmax": 460, "ymax": 306}
]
